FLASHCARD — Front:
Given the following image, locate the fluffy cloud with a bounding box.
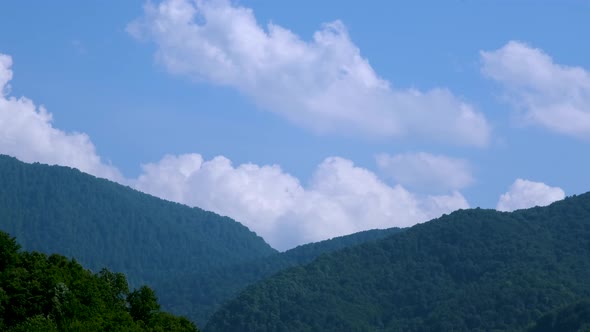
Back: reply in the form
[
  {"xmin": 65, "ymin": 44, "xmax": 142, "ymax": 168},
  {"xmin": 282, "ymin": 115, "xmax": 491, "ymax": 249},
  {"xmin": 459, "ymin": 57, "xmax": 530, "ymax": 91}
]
[
  {"xmin": 376, "ymin": 152, "xmax": 473, "ymax": 192},
  {"xmin": 134, "ymin": 154, "xmax": 469, "ymax": 249},
  {"xmin": 1, "ymin": 51, "xmax": 469, "ymax": 250},
  {"xmin": 496, "ymin": 178, "xmax": 565, "ymax": 212},
  {"xmin": 0, "ymin": 54, "xmax": 121, "ymax": 181},
  {"xmin": 481, "ymin": 41, "xmax": 590, "ymax": 139},
  {"xmin": 129, "ymin": 0, "xmax": 491, "ymax": 146}
]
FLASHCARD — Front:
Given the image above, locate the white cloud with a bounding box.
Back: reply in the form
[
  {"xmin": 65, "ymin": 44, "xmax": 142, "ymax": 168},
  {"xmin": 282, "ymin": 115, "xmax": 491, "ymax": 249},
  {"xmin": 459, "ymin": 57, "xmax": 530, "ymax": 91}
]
[
  {"xmin": 1, "ymin": 51, "xmax": 469, "ymax": 250},
  {"xmin": 0, "ymin": 54, "xmax": 121, "ymax": 181},
  {"xmin": 134, "ymin": 154, "xmax": 469, "ymax": 250},
  {"xmin": 128, "ymin": 0, "xmax": 491, "ymax": 146},
  {"xmin": 496, "ymin": 178, "xmax": 565, "ymax": 212},
  {"xmin": 481, "ymin": 41, "xmax": 590, "ymax": 139},
  {"xmin": 376, "ymin": 152, "xmax": 473, "ymax": 192}
]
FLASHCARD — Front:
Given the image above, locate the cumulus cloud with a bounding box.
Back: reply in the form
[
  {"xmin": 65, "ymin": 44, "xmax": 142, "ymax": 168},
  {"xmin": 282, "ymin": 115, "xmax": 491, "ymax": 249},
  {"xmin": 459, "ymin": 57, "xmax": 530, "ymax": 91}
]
[
  {"xmin": 1, "ymin": 51, "xmax": 469, "ymax": 250},
  {"xmin": 128, "ymin": 0, "xmax": 491, "ymax": 146},
  {"xmin": 496, "ymin": 178, "xmax": 565, "ymax": 212},
  {"xmin": 0, "ymin": 54, "xmax": 121, "ymax": 181},
  {"xmin": 376, "ymin": 152, "xmax": 473, "ymax": 192},
  {"xmin": 481, "ymin": 41, "xmax": 590, "ymax": 139},
  {"xmin": 134, "ymin": 154, "xmax": 469, "ymax": 249}
]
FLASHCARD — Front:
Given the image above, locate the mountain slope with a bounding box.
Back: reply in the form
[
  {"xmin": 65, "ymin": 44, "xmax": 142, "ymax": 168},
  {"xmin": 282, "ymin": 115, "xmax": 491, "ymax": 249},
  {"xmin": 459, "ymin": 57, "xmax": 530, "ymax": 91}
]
[
  {"xmin": 157, "ymin": 227, "xmax": 404, "ymax": 324},
  {"xmin": 206, "ymin": 193, "xmax": 590, "ymax": 331},
  {"xmin": 0, "ymin": 155, "xmax": 276, "ymax": 320}
]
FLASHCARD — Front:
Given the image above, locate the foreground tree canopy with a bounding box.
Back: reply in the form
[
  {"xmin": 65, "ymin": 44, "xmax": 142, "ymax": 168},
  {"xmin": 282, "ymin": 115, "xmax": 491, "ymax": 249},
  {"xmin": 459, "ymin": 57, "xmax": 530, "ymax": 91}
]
[{"xmin": 0, "ymin": 231, "xmax": 198, "ymax": 331}]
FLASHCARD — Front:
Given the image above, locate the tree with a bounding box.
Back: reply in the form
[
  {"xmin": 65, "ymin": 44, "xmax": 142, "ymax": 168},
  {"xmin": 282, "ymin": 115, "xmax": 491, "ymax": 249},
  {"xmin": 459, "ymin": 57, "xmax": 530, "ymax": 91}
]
[
  {"xmin": 128, "ymin": 286, "xmax": 160, "ymax": 323},
  {"xmin": 0, "ymin": 232, "xmax": 19, "ymax": 270}
]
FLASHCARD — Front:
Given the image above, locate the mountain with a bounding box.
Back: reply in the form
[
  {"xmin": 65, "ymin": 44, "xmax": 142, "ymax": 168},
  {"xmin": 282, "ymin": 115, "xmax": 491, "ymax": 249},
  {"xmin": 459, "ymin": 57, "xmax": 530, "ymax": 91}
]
[
  {"xmin": 0, "ymin": 230, "xmax": 198, "ymax": 331},
  {"xmin": 206, "ymin": 193, "xmax": 590, "ymax": 331},
  {"xmin": 0, "ymin": 155, "xmax": 276, "ymax": 319},
  {"xmin": 157, "ymin": 227, "xmax": 404, "ymax": 324}
]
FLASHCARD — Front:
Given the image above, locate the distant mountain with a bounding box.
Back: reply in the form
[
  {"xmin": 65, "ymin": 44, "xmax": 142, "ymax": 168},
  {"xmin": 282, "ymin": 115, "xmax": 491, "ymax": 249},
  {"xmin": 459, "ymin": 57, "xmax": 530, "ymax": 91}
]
[
  {"xmin": 206, "ymin": 194, "xmax": 590, "ymax": 331},
  {"xmin": 0, "ymin": 230, "xmax": 198, "ymax": 331},
  {"xmin": 157, "ymin": 227, "xmax": 404, "ymax": 324},
  {"xmin": 0, "ymin": 155, "xmax": 276, "ymax": 320}
]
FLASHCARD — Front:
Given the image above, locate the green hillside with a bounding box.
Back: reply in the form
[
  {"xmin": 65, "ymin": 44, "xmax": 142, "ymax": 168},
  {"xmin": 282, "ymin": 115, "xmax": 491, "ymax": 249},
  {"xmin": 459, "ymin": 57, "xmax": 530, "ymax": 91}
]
[
  {"xmin": 157, "ymin": 227, "xmax": 404, "ymax": 324},
  {"xmin": 206, "ymin": 194, "xmax": 590, "ymax": 331},
  {"xmin": 0, "ymin": 155, "xmax": 276, "ymax": 323},
  {"xmin": 0, "ymin": 231, "xmax": 198, "ymax": 331}
]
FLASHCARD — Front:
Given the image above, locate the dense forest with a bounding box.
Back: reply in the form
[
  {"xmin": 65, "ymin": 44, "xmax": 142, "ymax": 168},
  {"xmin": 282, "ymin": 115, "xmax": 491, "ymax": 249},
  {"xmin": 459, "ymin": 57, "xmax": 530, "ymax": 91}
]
[
  {"xmin": 157, "ymin": 227, "xmax": 404, "ymax": 324},
  {"xmin": 0, "ymin": 231, "xmax": 198, "ymax": 331},
  {"xmin": 206, "ymin": 193, "xmax": 590, "ymax": 331}
]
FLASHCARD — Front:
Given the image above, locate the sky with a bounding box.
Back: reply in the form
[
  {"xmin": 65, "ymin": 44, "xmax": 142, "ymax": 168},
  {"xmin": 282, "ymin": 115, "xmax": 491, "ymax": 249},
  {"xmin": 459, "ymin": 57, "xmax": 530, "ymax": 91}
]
[{"xmin": 1, "ymin": 0, "xmax": 589, "ymax": 250}]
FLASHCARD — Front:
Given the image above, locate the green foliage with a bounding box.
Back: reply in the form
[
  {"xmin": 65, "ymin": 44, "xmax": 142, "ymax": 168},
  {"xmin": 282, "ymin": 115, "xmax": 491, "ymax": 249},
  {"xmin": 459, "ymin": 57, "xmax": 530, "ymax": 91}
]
[
  {"xmin": 129, "ymin": 286, "xmax": 161, "ymax": 323},
  {"xmin": 7, "ymin": 315, "xmax": 58, "ymax": 332},
  {"xmin": 0, "ymin": 154, "xmax": 276, "ymax": 324},
  {"xmin": 206, "ymin": 194, "xmax": 590, "ymax": 331},
  {"xmin": 0, "ymin": 231, "xmax": 198, "ymax": 331}
]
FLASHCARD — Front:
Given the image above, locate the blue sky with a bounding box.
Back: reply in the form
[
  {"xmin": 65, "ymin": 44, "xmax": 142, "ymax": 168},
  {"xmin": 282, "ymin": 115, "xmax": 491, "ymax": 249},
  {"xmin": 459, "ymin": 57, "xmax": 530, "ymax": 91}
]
[{"xmin": 1, "ymin": 0, "xmax": 589, "ymax": 249}]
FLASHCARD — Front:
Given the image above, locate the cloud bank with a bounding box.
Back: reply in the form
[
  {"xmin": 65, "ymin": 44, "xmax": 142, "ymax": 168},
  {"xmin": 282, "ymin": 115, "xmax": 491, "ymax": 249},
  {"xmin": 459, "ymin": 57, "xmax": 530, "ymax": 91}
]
[
  {"xmin": 482, "ymin": 41, "xmax": 590, "ymax": 139},
  {"xmin": 128, "ymin": 0, "xmax": 491, "ymax": 146},
  {"xmin": 496, "ymin": 178, "xmax": 565, "ymax": 212},
  {"xmin": 0, "ymin": 54, "xmax": 121, "ymax": 181},
  {"xmin": 135, "ymin": 154, "xmax": 469, "ymax": 249}
]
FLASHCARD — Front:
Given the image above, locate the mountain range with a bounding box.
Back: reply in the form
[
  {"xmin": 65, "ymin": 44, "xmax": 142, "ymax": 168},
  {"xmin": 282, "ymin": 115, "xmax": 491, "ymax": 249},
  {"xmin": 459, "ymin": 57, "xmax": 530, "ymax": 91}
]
[{"xmin": 1, "ymin": 154, "xmax": 589, "ymax": 331}]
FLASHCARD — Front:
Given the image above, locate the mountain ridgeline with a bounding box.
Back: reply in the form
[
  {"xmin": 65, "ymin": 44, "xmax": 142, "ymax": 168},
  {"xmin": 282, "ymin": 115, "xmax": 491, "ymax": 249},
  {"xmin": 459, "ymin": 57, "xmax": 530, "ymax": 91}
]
[
  {"xmin": 0, "ymin": 155, "xmax": 277, "ymax": 321},
  {"xmin": 206, "ymin": 193, "xmax": 590, "ymax": 331},
  {"xmin": 0, "ymin": 155, "xmax": 276, "ymax": 279}
]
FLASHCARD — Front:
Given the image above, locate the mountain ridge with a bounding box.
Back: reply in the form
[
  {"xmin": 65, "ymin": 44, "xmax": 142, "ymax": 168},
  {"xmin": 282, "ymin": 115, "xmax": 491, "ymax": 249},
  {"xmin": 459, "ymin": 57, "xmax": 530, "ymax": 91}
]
[{"xmin": 206, "ymin": 193, "xmax": 590, "ymax": 331}]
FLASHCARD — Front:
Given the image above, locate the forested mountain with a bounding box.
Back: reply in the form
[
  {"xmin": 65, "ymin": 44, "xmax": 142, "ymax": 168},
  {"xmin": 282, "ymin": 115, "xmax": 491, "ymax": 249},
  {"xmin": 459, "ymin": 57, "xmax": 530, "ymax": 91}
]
[
  {"xmin": 0, "ymin": 155, "xmax": 276, "ymax": 322},
  {"xmin": 0, "ymin": 231, "xmax": 198, "ymax": 331},
  {"xmin": 157, "ymin": 227, "xmax": 404, "ymax": 324},
  {"xmin": 0, "ymin": 155, "xmax": 276, "ymax": 279},
  {"xmin": 206, "ymin": 193, "xmax": 590, "ymax": 331}
]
